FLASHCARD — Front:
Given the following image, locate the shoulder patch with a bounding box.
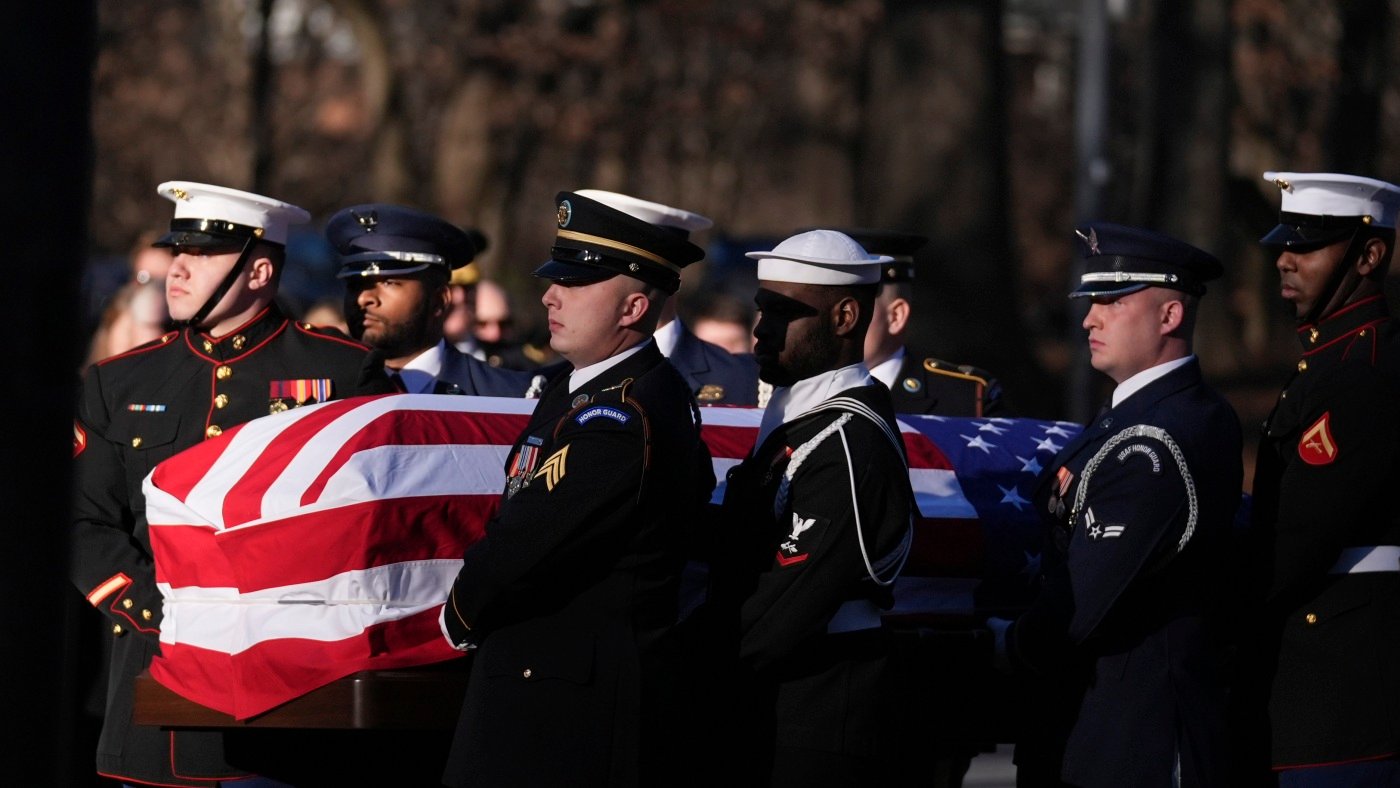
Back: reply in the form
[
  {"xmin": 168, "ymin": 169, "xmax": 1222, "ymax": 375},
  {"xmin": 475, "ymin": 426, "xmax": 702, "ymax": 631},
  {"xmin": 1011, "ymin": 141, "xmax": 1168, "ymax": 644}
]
[
  {"xmin": 1299, "ymin": 412, "xmax": 1337, "ymax": 465},
  {"xmin": 575, "ymin": 405, "xmax": 630, "ymax": 426}
]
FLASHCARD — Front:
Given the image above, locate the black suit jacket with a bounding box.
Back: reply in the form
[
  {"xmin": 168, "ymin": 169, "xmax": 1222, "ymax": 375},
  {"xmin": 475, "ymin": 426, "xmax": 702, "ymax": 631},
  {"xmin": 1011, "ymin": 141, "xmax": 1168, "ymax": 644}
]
[
  {"xmin": 442, "ymin": 342, "xmax": 714, "ymax": 787},
  {"xmin": 69, "ymin": 306, "xmax": 392, "ymax": 786},
  {"xmin": 667, "ymin": 323, "xmax": 760, "ymax": 406},
  {"xmin": 434, "ymin": 341, "xmax": 533, "ymax": 397},
  {"xmin": 1248, "ymin": 295, "xmax": 1400, "ymax": 769},
  {"xmin": 1006, "ymin": 358, "xmax": 1242, "ymax": 788},
  {"xmin": 886, "ymin": 349, "xmax": 1007, "ymax": 416}
]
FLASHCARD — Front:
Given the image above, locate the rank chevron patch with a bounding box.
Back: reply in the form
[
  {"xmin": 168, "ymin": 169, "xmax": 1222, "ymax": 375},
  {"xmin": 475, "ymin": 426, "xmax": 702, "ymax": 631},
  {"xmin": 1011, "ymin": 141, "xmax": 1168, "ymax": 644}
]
[
  {"xmin": 537, "ymin": 444, "xmax": 569, "ymax": 491},
  {"xmin": 1299, "ymin": 412, "xmax": 1337, "ymax": 466}
]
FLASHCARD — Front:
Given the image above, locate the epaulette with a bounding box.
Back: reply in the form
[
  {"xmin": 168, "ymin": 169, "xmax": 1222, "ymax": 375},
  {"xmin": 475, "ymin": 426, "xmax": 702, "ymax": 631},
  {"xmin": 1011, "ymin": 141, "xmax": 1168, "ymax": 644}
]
[
  {"xmin": 293, "ymin": 320, "xmax": 374, "ymax": 351},
  {"xmin": 923, "ymin": 356, "xmax": 993, "ymax": 386},
  {"xmin": 94, "ymin": 331, "xmax": 179, "ymax": 366}
]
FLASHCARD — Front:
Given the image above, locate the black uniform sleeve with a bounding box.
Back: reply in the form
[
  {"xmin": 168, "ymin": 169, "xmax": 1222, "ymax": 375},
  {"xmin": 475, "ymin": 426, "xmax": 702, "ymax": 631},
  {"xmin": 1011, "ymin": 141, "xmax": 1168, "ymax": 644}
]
[
  {"xmin": 738, "ymin": 425, "xmax": 909, "ymax": 671},
  {"xmin": 1267, "ymin": 371, "xmax": 1400, "ymax": 604},
  {"xmin": 68, "ymin": 365, "xmax": 162, "ymax": 635},
  {"xmin": 444, "ymin": 402, "xmax": 648, "ymax": 640}
]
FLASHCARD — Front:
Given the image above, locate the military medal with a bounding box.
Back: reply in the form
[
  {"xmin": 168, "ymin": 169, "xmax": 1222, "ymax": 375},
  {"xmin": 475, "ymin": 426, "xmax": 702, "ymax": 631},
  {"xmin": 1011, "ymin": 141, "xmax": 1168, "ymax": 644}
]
[{"xmin": 505, "ymin": 436, "xmax": 545, "ymax": 498}]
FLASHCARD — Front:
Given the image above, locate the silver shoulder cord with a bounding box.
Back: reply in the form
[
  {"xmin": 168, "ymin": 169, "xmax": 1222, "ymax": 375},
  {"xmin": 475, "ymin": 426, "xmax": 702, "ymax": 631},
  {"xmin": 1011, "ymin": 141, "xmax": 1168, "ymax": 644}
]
[
  {"xmin": 1070, "ymin": 423, "xmax": 1198, "ymax": 552},
  {"xmin": 773, "ymin": 397, "xmax": 913, "ymax": 586}
]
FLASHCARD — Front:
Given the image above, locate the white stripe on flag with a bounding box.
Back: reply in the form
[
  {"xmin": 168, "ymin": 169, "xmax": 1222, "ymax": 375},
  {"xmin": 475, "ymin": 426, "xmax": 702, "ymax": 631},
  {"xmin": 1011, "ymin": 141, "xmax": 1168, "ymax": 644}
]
[
  {"xmin": 911, "ymin": 468, "xmax": 977, "ymax": 518},
  {"xmin": 314, "ymin": 444, "xmax": 511, "ymax": 506},
  {"xmin": 158, "ymin": 558, "xmax": 463, "ymax": 654}
]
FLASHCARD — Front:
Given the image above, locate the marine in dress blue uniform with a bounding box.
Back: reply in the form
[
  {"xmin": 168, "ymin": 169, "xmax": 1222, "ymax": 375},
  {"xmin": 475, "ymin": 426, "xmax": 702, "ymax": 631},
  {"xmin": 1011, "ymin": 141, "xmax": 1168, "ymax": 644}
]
[
  {"xmin": 850, "ymin": 228, "xmax": 1008, "ymax": 417},
  {"xmin": 990, "ymin": 223, "xmax": 1242, "ymax": 788},
  {"xmin": 1242, "ymin": 173, "xmax": 1400, "ymax": 787},
  {"xmin": 575, "ymin": 189, "xmax": 760, "ymax": 406},
  {"xmin": 69, "ymin": 182, "xmax": 395, "ymax": 786},
  {"xmin": 701, "ymin": 230, "xmax": 914, "ymax": 787},
  {"xmin": 328, "ymin": 203, "xmax": 534, "ymax": 398},
  {"xmin": 439, "ymin": 191, "xmax": 715, "ymax": 787}
]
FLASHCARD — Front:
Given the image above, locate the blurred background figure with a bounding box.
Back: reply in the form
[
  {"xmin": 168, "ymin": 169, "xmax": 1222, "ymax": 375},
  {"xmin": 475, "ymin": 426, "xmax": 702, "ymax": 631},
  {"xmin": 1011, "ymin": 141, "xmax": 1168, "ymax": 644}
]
[
  {"xmin": 84, "ymin": 233, "xmax": 173, "ymax": 366},
  {"xmin": 300, "ymin": 296, "xmax": 348, "ymax": 334},
  {"xmin": 687, "ymin": 291, "xmax": 756, "ymax": 354},
  {"xmin": 444, "ymin": 266, "xmax": 480, "ymax": 356}
]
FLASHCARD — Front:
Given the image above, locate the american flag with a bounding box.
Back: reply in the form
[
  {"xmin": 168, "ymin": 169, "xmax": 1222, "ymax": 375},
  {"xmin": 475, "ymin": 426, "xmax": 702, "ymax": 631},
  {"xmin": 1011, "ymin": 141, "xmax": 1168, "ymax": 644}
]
[{"xmin": 144, "ymin": 393, "xmax": 1078, "ymax": 719}]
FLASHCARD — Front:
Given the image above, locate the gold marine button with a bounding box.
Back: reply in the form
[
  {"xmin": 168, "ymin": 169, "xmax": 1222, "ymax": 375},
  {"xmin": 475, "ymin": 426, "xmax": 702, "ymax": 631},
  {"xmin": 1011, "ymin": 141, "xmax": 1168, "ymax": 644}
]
[
  {"xmin": 112, "ymin": 624, "xmax": 124, "ymax": 637},
  {"xmin": 1308, "ymin": 328, "xmax": 1319, "ymax": 344},
  {"xmin": 1359, "ymin": 329, "xmax": 1369, "ymax": 338},
  {"xmin": 522, "ymin": 668, "xmax": 532, "ymax": 679},
  {"xmin": 216, "ymin": 365, "xmax": 233, "ymax": 380},
  {"xmin": 203, "ymin": 340, "xmax": 214, "ymax": 352},
  {"xmin": 131, "ymin": 437, "xmax": 142, "ymax": 448},
  {"xmin": 206, "ymin": 424, "xmax": 223, "ymax": 439},
  {"xmin": 232, "ymin": 335, "xmax": 246, "ymax": 350},
  {"xmin": 1297, "ymin": 360, "xmax": 1308, "ymax": 372},
  {"xmin": 122, "ymin": 598, "xmax": 133, "ymax": 609},
  {"xmin": 215, "ymin": 394, "xmax": 229, "ymax": 409},
  {"xmin": 1305, "ymin": 613, "xmax": 1318, "ymax": 625},
  {"xmin": 142, "ymin": 609, "xmax": 153, "ymax": 621}
]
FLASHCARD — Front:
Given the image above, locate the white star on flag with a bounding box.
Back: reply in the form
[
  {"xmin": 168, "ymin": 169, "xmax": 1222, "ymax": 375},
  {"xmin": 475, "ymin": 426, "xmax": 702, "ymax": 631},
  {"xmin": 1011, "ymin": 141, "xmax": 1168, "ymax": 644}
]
[
  {"xmin": 1035, "ymin": 436, "xmax": 1063, "ymax": 453},
  {"xmin": 1020, "ymin": 550, "xmax": 1042, "ymax": 579},
  {"xmin": 963, "ymin": 434, "xmax": 996, "ymax": 454},
  {"xmin": 1043, "ymin": 424, "xmax": 1075, "ymax": 438},
  {"xmin": 998, "ymin": 484, "xmax": 1030, "ymax": 510},
  {"xmin": 1017, "ymin": 455, "xmax": 1043, "ymax": 475},
  {"xmin": 978, "ymin": 422, "xmax": 1009, "ymax": 435}
]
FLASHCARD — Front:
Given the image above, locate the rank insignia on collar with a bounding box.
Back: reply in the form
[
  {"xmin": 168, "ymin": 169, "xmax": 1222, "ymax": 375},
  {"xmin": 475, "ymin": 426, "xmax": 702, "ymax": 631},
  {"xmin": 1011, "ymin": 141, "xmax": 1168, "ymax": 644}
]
[
  {"xmin": 1299, "ymin": 411, "xmax": 1338, "ymax": 465},
  {"xmin": 571, "ymin": 394, "xmax": 590, "ymax": 408},
  {"xmin": 697, "ymin": 384, "xmax": 725, "ymax": 402}
]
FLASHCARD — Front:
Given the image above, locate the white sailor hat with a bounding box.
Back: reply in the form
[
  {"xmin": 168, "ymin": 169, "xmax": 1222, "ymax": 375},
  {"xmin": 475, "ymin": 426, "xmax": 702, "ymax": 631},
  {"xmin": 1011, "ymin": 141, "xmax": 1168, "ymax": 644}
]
[
  {"xmin": 153, "ymin": 181, "xmax": 311, "ymax": 248},
  {"xmin": 745, "ymin": 230, "xmax": 891, "ymax": 286},
  {"xmin": 1261, "ymin": 171, "xmax": 1400, "ymax": 250},
  {"xmin": 573, "ymin": 189, "xmax": 714, "ymax": 237}
]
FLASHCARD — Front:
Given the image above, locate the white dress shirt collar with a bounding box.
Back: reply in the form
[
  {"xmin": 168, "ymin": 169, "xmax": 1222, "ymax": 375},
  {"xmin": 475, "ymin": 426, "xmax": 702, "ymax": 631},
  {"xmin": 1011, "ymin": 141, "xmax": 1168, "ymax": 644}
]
[
  {"xmin": 755, "ymin": 362, "xmax": 873, "ymax": 450},
  {"xmin": 569, "ymin": 339, "xmax": 651, "ymax": 393},
  {"xmin": 1112, "ymin": 354, "xmax": 1194, "ymax": 408},
  {"xmin": 868, "ymin": 346, "xmax": 906, "ymax": 390},
  {"xmin": 653, "ymin": 318, "xmax": 683, "ymax": 358}
]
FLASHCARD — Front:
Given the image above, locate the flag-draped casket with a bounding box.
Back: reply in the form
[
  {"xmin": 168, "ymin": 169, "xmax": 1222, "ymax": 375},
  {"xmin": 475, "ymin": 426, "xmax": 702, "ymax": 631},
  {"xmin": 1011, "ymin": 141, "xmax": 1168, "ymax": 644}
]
[{"xmin": 144, "ymin": 393, "xmax": 1079, "ymax": 719}]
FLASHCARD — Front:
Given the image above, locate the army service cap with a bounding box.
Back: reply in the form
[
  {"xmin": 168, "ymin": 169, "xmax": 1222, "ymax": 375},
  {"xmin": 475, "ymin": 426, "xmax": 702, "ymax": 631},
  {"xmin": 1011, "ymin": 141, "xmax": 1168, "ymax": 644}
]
[
  {"xmin": 746, "ymin": 230, "xmax": 891, "ymax": 286},
  {"xmin": 1070, "ymin": 222, "xmax": 1222, "ymax": 298},
  {"xmin": 535, "ymin": 191, "xmax": 706, "ymax": 294},
  {"xmin": 154, "ymin": 181, "xmax": 310, "ymax": 248},
  {"xmin": 327, "ymin": 204, "xmax": 480, "ymax": 279},
  {"xmin": 1261, "ymin": 171, "xmax": 1400, "ymax": 251}
]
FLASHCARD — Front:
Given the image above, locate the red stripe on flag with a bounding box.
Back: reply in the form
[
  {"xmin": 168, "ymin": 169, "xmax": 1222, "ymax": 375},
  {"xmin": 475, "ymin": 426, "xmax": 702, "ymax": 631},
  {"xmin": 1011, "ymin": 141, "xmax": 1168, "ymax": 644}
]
[
  {"xmin": 149, "ymin": 426, "xmax": 240, "ymax": 504},
  {"xmin": 220, "ymin": 398, "xmax": 371, "ymax": 527},
  {"xmin": 300, "ymin": 409, "xmax": 530, "ymax": 507},
  {"xmin": 902, "ymin": 431, "xmax": 955, "ymax": 471},
  {"xmin": 696, "ymin": 424, "xmax": 760, "ymax": 463},
  {"xmin": 150, "ymin": 525, "xmax": 233, "ymax": 587},
  {"xmin": 149, "ymin": 606, "xmax": 462, "ymax": 719}
]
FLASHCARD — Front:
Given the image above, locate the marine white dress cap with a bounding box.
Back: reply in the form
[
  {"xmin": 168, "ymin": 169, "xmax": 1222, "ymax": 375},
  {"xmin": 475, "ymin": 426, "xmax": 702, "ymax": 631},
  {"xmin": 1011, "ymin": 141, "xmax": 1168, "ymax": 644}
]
[
  {"xmin": 746, "ymin": 229, "xmax": 892, "ymax": 286},
  {"xmin": 1264, "ymin": 171, "xmax": 1400, "ymax": 228},
  {"xmin": 573, "ymin": 189, "xmax": 713, "ymax": 233},
  {"xmin": 156, "ymin": 180, "xmax": 311, "ymax": 245}
]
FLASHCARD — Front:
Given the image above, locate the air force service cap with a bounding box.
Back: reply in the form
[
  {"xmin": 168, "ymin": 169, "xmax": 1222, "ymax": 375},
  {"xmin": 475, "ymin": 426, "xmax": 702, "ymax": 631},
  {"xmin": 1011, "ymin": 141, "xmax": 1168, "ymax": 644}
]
[
  {"xmin": 1070, "ymin": 222, "xmax": 1222, "ymax": 299},
  {"xmin": 326, "ymin": 204, "xmax": 479, "ymax": 279},
  {"xmin": 154, "ymin": 181, "xmax": 310, "ymax": 248},
  {"xmin": 746, "ymin": 230, "xmax": 891, "ymax": 286},
  {"xmin": 1260, "ymin": 171, "xmax": 1400, "ymax": 250},
  {"xmin": 535, "ymin": 191, "xmax": 706, "ymax": 294}
]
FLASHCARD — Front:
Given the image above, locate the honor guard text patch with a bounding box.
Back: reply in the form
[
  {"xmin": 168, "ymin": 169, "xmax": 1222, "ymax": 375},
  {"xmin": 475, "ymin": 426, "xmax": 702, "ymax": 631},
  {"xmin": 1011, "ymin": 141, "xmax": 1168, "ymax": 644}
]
[{"xmin": 575, "ymin": 405, "xmax": 630, "ymax": 425}]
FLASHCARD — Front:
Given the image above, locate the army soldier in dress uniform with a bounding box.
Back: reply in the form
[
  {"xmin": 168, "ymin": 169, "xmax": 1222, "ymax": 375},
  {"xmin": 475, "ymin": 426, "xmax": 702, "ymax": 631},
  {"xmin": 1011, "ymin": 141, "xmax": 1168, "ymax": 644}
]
[
  {"xmin": 851, "ymin": 229, "xmax": 1007, "ymax": 416},
  {"xmin": 328, "ymin": 203, "xmax": 533, "ymax": 397},
  {"xmin": 988, "ymin": 223, "xmax": 1242, "ymax": 788},
  {"xmin": 69, "ymin": 181, "xmax": 395, "ymax": 786},
  {"xmin": 704, "ymin": 230, "xmax": 914, "ymax": 786},
  {"xmin": 575, "ymin": 189, "xmax": 759, "ymax": 406},
  {"xmin": 438, "ymin": 191, "xmax": 715, "ymax": 787},
  {"xmin": 1242, "ymin": 173, "xmax": 1400, "ymax": 787}
]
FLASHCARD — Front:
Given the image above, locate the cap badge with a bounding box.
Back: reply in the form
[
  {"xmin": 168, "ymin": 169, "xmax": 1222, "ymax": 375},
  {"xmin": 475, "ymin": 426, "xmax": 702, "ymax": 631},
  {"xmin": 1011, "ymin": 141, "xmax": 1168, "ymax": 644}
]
[
  {"xmin": 902, "ymin": 377, "xmax": 922, "ymax": 393},
  {"xmin": 557, "ymin": 200, "xmax": 573, "ymax": 228},
  {"xmin": 168, "ymin": 186, "xmax": 190, "ymax": 201},
  {"xmin": 1075, "ymin": 228, "xmax": 1101, "ymax": 255},
  {"xmin": 1274, "ymin": 177, "xmax": 1292, "ymax": 192},
  {"xmin": 628, "ymin": 262, "xmax": 641, "ymax": 272},
  {"xmin": 353, "ymin": 209, "xmax": 378, "ymax": 232}
]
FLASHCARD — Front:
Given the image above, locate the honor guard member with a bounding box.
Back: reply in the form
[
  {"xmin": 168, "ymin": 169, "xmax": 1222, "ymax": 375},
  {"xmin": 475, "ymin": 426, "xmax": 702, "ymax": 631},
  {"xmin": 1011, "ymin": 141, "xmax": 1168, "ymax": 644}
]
[
  {"xmin": 575, "ymin": 189, "xmax": 760, "ymax": 405},
  {"xmin": 69, "ymin": 181, "xmax": 395, "ymax": 786},
  {"xmin": 1244, "ymin": 173, "xmax": 1400, "ymax": 786},
  {"xmin": 329, "ymin": 203, "xmax": 534, "ymax": 397},
  {"xmin": 850, "ymin": 228, "xmax": 1008, "ymax": 416},
  {"xmin": 706, "ymin": 230, "xmax": 914, "ymax": 786},
  {"xmin": 439, "ymin": 191, "xmax": 715, "ymax": 787},
  {"xmin": 988, "ymin": 223, "xmax": 1242, "ymax": 788}
]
